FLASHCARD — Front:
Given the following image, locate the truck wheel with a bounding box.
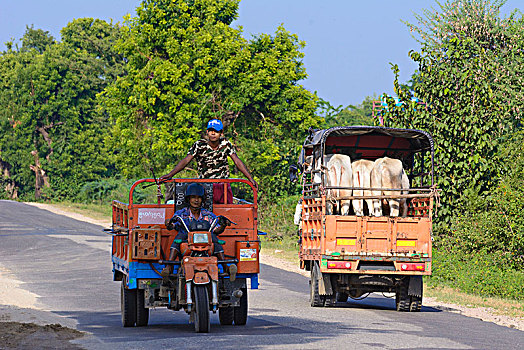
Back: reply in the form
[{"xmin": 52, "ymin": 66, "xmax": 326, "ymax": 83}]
[
  {"xmin": 324, "ymin": 295, "xmax": 337, "ymax": 307},
  {"xmin": 410, "ymin": 295, "xmax": 422, "ymax": 312},
  {"xmin": 136, "ymin": 289, "xmax": 149, "ymax": 326},
  {"xmin": 194, "ymin": 285, "xmax": 210, "ymax": 333},
  {"xmin": 219, "ymin": 306, "xmax": 234, "ymax": 325},
  {"xmin": 233, "ymin": 288, "xmax": 248, "ymax": 325},
  {"xmin": 310, "ymin": 263, "xmax": 324, "ymax": 307},
  {"xmin": 121, "ymin": 280, "xmax": 137, "ymax": 327},
  {"xmin": 409, "ymin": 281, "xmax": 423, "ymax": 312},
  {"xmin": 396, "ymin": 279, "xmax": 410, "ymax": 312}
]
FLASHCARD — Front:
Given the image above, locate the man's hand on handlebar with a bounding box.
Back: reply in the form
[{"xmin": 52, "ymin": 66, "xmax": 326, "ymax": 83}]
[
  {"xmin": 213, "ymin": 215, "xmax": 236, "ymax": 235},
  {"xmin": 218, "ymin": 216, "xmax": 233, "ymax": 228},
  {"xmin": 159, "ymin": 174, "xmax": 172, "ymax": 182},
  {"xmin": 165, "ymin": 218, "xmax": 175, "ymax": 230}
]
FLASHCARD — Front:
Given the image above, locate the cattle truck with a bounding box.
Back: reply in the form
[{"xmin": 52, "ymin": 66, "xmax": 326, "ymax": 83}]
[{"xmin": 296, "ymin": 126, "xmax": 437, "ymax": 311}]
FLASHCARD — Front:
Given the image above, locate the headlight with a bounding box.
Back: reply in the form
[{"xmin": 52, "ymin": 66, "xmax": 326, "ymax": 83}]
[{"xmin": 193, "ymin": 233, "xmax": 209, "ymax": 244}]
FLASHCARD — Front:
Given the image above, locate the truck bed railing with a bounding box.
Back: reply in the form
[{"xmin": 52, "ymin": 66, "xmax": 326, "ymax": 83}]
[
  {"xmin": 333, "ymin": 194, "xmax": 433, "ymax": 200},
  {"xmin": 324, "ymin": 186, "xmax": 435, "ymax": 192}
]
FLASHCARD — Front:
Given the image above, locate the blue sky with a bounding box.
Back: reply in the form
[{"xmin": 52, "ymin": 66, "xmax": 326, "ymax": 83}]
[{"xmin": 1, "ymin": 0, "xmax": 523, "ymax": 107}]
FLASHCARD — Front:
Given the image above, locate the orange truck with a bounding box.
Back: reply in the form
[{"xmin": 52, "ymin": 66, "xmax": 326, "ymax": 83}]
[
  {"xmin": 296, "ymin": 126, "xmax": 437, "ymax": 311},
  {"xmin": 108, "ymin": 178, "xmax": 262, "ymax": 331}
]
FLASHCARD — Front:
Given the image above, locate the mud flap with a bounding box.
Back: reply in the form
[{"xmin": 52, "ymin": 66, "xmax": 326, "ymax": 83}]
[
  {"xmin": 317, "ymin": 268, "xmax": 333, "ymax": 296},
  {"xmin": 408, "ymin": 276, "xmax": 422, "ymax": 298}
]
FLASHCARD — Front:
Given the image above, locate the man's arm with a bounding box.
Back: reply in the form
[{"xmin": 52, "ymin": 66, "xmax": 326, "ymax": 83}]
[
  {"xmin": 159, "ymin": 154, "xmax": 194, "ymax": 180},
  {"xmin": 230, "ymin": 153, "xmax": 258, "ymax": 189}
]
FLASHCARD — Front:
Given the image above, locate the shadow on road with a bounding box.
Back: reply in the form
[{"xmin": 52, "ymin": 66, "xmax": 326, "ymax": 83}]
[
  {"xmin": 334, "ymin": 295, "xmax": 441, "ymax": 313},
  {"xmin": 55, "ymin": 308, "xmax": 400, "ymax": 348}
]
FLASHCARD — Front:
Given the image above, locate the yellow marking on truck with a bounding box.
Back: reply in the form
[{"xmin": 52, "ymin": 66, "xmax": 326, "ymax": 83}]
[
  {"xmin": 336, "ymin": 238, "xmax": 356, "ymax": 246},
  {"xmin": 396, "ymin": 240, "xmax": 416, "ymax": 247}
]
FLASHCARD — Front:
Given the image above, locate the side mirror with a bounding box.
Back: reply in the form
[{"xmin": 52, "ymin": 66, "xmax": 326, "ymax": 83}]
[{"xmin": 289, "ymin": 164, "xmax": 299, "ymax": 183}]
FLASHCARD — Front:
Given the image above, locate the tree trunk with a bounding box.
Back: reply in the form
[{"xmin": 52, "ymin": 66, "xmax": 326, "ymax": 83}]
[
  {"xmin": 0, "ymin": 159, "xmax": 18, "ymax": 199},
  {"xmin": 30, "ymin": 150, "xmax": 50, "ymax": 200}
]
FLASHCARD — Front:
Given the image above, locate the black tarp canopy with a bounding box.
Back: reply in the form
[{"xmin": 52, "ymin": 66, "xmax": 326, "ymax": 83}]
[
  {"xmin": 301, "ymin": 126, "xmax": 433, "ymax": 159},
  {"xmin": 298, "ymin": 126, "xmax": 435, "ymax": 184}
]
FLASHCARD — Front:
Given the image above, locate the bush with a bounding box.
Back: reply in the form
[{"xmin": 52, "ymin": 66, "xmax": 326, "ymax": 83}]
[
  {"xmin": 445, "ymin": 132, "xmax": 524, "ymax": 270},
  {"xmin": 76, "ymin": 178, "xmax": 151, "ymax": 204},
  {"xmin": 258, "ymin": 194, "xmax": 300, "ymax": 241},
  {"xmin": 429, "ymin": 248, "xmax": 524, "ymax": 300}
]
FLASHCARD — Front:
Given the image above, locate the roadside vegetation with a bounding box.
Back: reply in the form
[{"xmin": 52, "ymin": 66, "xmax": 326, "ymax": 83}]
[{"xmin": 0, "ymin": 0, "xmax": 522, "ymax": 310}]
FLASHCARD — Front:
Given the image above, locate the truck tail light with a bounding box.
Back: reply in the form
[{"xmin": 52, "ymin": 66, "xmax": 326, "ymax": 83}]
[
  {"xmin": 327, "ymin": 261, "xmax": 351, "ymax": 269},
  {"xmin": 400, "ymin": 263, "xmax": 425, "ymax": 271}
]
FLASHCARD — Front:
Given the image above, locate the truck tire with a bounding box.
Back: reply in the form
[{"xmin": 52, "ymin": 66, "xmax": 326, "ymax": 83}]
[
  {"xmin": 233, "ymin": 287, "xmax": 248, "ymax": 325},
  {"xmin": 310, "ymin": 263, "xmax": 324, "ymax": 307},
  {"xmin": 219, "ymin": 306, "xmax": 234, "ymax": 325},
  {"xmin": 194, "ymin": 285, "xmax": 210, "ymax": 333},
  {"xmin": 121, "ymin": 280, "xmax": 137, "ymax": 327},
  {"xmin": 324, "ymin": 295, "xmax": 337, "ymax": 307},
  {"xmin": 136, "ymin": 289, "xmax": 149, "ymax": 326},
  {"xmin": 396, "ymin": 279, "xmax": 410, "ymax": 312},
  {"xmin": 410, "ymin": 295, "xmax": 422, "ymax": 312}
]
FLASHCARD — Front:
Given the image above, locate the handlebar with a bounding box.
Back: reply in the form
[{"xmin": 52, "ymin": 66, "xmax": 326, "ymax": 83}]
[
  {"xmin": 169, "ymin": 215, "xmax": 190, "ymax": 233},
  {"xmin": 158, "ymin": 259, "xmax": 238, "ymax": 265},
  {"xmin": 167, "ymin": 215, "xmax": 236, "ymax": 234}
]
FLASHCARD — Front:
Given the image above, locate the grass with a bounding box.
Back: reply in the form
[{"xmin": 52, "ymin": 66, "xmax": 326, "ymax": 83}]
[
  {"xmin": 47, "ymin": 200, "xmax": 112, "ymax": 221},
  {"xmin": 424, "ymin": 284, "xmax": 524, "ymax": 319},
  {"xmin": 260, "ymin": 237, "xmax": 301, "ymax": 265}
]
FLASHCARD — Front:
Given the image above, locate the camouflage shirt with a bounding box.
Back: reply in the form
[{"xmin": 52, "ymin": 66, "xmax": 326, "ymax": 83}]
[{"xmin": 188, "ymin": 138, "xmax": 235, "ymax": 179}]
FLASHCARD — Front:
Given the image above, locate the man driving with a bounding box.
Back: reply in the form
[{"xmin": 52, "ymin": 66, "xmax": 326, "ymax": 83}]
[{"xmin": 161, "ymin": 183, "xmax": 236, "ymax": 280}]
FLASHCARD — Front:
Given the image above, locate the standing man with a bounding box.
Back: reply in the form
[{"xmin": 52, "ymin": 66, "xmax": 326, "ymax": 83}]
[{"xmin": 160, "ymin": 119, "xmax": 257, "ymax": 203}]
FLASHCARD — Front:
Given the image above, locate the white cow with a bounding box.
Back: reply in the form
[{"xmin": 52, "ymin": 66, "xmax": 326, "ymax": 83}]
[
  {"xmin": 370, "ymin": 157, "xmax": 410, "ymax": 217},
  {"xmin": 351, "ymin": 159, "xmax": 375, "ymax": 216},
  {"xmin": 326, "ymin": 154, "xmax": 352, "ymax": 215}
]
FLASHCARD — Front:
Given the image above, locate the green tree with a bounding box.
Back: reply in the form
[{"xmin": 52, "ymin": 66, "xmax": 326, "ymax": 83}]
[
  {"xmin": 451, "ymin": 131, "xmax": 524, "ymax": 270},
  {"xmin": 318, "ymin": 96, "xmax": 376, "ymax": 129},
  {"xmin": 21, "ymin": 25, "xmax": 55, "ymax": 53},
  {"xmin": 382, "ymin": 0, "xmax": 524, "ymax": 229},
  {"xmin": 100, "ymin": 0, "xmax": 320, "ymax": 196},
  {"xmin": 0, "ymin": 19, "xmax": 124, "ymax": 199}
]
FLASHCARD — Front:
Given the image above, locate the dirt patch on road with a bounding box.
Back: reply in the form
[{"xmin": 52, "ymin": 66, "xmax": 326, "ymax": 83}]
[
  {"xmin": 0, "ymin": 322, "xmax": 83, "ymax": 350},
  {"xmin": 0, "ymin": 266, "xmax": 40, "ymax": 309}
]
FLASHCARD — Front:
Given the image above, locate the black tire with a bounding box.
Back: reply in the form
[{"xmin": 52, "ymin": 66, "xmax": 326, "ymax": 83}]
[
  {"xmin": 233, "ymin": 288, "xmax": 248, "ymax": 325},
  {"xmin": 136, "ymin": 289, "xmax": 149, "ymax": 326},
  {"xmin": 410, "ymin": 295, "xmax": 422, "ymax": 312},
  {"xmin": 336, "ymin": 292, "xmax": 348, "ymax": 303},
  {"xmin": 194, "ymin": 285, "xmax": 210, "ymax": 333},
  {"xmin": 310, "ymin": 263, "xmax": 324, "ymax": 307},
  {"xmin": 396, "ymin": 279, "xmax": 410, "ymax": 312},
  {"xmin": 324, "ymin": 295, "xmax": 336, "ymax": 307},
  {"xmin": 121, "ymin": 280, "xmax": 137, "ymax": 327},
  {"xmin": 219, "ymin": 306, "xmax": 234, "ymax": 325}
]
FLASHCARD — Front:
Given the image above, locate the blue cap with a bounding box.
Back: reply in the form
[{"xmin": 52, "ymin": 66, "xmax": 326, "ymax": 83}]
[{"xmin": 207, "ymin": 119, "xmax": 223, "ymax": 131}]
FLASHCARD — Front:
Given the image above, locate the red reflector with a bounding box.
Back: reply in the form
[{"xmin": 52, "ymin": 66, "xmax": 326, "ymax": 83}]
[
  {"xmin": 400, "ymin": 263, "xmax": 425, "ymax": 271},
  {"xmin": 327, "ymin": 261, "xmax": 351, "ymax": 269}
]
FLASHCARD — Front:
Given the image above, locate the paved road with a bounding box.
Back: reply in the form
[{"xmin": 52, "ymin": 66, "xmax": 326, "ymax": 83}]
[{"xmin": 0, "ymin": 200, "xmax": 522, "ymax": 349}]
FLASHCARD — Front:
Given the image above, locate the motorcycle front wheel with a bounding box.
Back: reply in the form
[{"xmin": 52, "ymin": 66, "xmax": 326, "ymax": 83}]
[{"xmin": 193, "ymin": 285, "xmax": 210, "ymax": 333}]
